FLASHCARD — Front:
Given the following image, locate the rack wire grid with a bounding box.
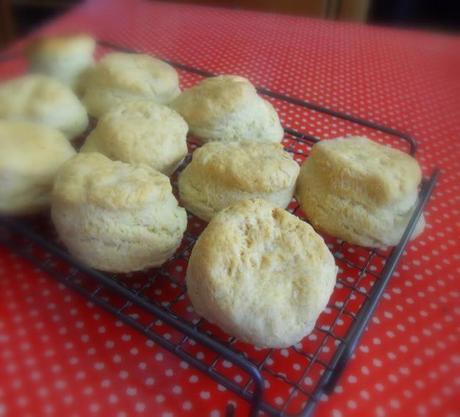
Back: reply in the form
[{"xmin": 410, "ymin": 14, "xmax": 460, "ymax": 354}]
[{"xmin": 0, "ymin": 41, "xmax": 439, "ymax": 417}]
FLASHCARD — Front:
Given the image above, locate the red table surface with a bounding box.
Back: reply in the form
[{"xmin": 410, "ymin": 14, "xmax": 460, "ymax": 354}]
[{"xmin": 0, "ymin": 1, "xmax": 460, "ymax": 417}]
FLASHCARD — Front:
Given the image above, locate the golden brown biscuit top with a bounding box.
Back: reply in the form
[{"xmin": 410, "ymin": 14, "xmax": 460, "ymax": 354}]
[
  {"xmin": 0, "ymin": 74, "xmax": 80, "ymax": 117},
  {"xmin": 83, "ymin": 52, "xmax": 179, "ymax": 96},
  {"xmin": 0, "ymin": 120, "xmax": 75, "ymax": 174},
  {"xmin": 188, "ymin": 199, "xmax": 335, "ymax": 304},
  {"xmin": 53, "ymin": 153, "xmax": 172, "ymax": 209},
  {"xmin": 171, "ymin": 75, "xmax": 258, "ymax": 125},
  {"xmin": 26, "ymin": 34, "xmax": 96, "ymax": 57},
  {"xmin": 306, "ymin": 136, "xmax": 422, "ymax": 206},
  {"xmin": 186, "ymin": 141, "xmax": 299, "ymax": 192},
  {"xmin": 89, "ymin": 99, "xmax": 187, "ymax": 156}
]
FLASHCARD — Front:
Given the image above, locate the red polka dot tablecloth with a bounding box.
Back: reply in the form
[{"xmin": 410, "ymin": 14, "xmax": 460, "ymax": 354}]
[{"xmin": 0, "ymin": 1, "xmax": 460, "ymax": 417}]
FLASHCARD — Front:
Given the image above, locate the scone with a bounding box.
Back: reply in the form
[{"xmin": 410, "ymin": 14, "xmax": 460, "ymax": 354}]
[
  {"xmin": 80, "ymin": 52, "xmax": 181, "ymax": 117},
  {"xmin": 0, "ymin": 74, "xmax": 88, "ymax": 140},
  {"xmin": 0, "ymin": 120, "xmax": 76, "ymax": 215},
  {"xmin": 51, "ymin": 153, "xmax": 187, "ymax": 272},
  {"xmin": 296, "ymin": 136, "xmax": 425, "ymax": 248},
  {"xmin": 171, "ymin": 75, "xmax": 284, "ymax": 143},
  {"xmin": 186, "ymin": 199, "xmax": 337, "ymax": 348},
  {"xmin": 178, "ymin": 141, "xmax": 299, "ymax": 221},
  {"xmin": 81, "ymin": 100, "xmax": 188, "ymax": 176},
  {"xmin": 26, "ymin": 34, "xmax": 96, "ymax": 89}
]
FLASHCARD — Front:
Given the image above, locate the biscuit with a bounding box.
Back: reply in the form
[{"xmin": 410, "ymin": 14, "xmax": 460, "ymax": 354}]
[
  {"xmin": 81, "ymin": 100, "xmax": 188, "ymax": 175},
  {"xmin": 186, "ymin": 199, "xmax": 337, "ymax": 348},
  {"xmin": 80, "ymin": 52, "xmax": 180, "ymax": 117},
  {"xmin": 0, "ymin": 120, "xmax": 76, "ymax": 215},
  {"xmin": 178, "ymin": 141, "xmax": 299, "ymax": 221},
  {"xmin": 296, "ymin": 136, "xmax": 425, "ymax": 247},
  {"xmin": 0, "ymin": 74, "xmax": 89, "ymax": 140},
  {"xmin": 51, "ymin": 153, "xmax": 187, "ymax": 272},
  {"xmin": 26, "ymin": 34, "xmax": 96, "ymax": 89},
  {"xmin": 171, "ymin": 75, "xmax": 284, "ymax": 143}
]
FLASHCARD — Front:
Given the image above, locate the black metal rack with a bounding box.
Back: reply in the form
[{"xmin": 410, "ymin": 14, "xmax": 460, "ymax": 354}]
[{"xmin": 0, "ymin": 41, "xmax": 438, "ymax": 417}]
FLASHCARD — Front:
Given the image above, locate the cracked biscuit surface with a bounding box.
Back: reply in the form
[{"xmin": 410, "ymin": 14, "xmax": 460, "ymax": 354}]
[
  {"xmin": 296, "ymin": 136, "xmax": 425, "ymax": 247},
  {"xmin": 26, "ymin": 34, "xmax": 96, "ymax": 89},
  {"xmin": 80, "ymin": 52, "xmax": 180, "ymax": 117},
  {"xmin": 171, "ymin": 75, "xmax": 283, "ymax": 143},
  {"xmin": 0, "ymin": 120, "xmax": 76, "ymax": 215},
  {"xmin": 178, "ymin": 141, "xmax": 300, "ymax": 221},
  {"xmin": 51, "ymin": 153, "xmax": 187, "ymax": 272},
  {"xmin": 0, "ymin": 74, "xmax": 88, "ymax": 140},
  {"xmin": 186, "ymin": 199, "xmax": 337, "ymax": 348},
  {"xmin": 81, "ymin": 100, "xmax": 188, "ymax": 175}
]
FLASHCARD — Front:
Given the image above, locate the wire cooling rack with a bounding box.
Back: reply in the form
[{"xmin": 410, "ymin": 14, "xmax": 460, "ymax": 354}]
[{"xmin": 0, "ymin": 41, "xmax": 439, "ymax": 417}]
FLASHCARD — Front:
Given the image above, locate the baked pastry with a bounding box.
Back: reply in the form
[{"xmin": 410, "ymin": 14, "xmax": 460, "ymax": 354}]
[
  {"xmin": 26, "ymin": 34, "xmax": 96, "ymax": 89},
  {"xmin": 171, "ymin": 75, "xmax": 284, "ymax": 143},
  {"xmin": 178, "ymin": 141, "xmax": 299, "ymax": 221},
  {"xmin": 296, "ymin": 136, "xmax": 425, "ymax": 248},
  {"xmin": 51, "ymin": 153, "xmax": 187, "ymax": 272},
  {"xmin": 0, "ymin": 74, "xmax": 88, "ymax": 140},
  {"xmin": 0, "ymin": 120, "xmax": 76, "ymax": 215},
  {"xmin": 186, "ymin": 199, "xmax": 337, "ymax": 348},
  {"xmin": 81, "ymin": 100, "xmax": 188, "ymax": 176},
  {"xmin": 80, "ymin": 52, "xmax": 180, "ymax": 117}
]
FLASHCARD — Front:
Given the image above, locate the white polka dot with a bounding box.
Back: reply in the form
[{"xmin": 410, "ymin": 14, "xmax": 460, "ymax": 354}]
[
  {"xmin": 135, "ymin": 402, "xmax": 146, "ymax": 412},
  {"xmin": 388, "ymin": 374, "xmax": 398, "ymax": 383},
  {"xmin": 89, "ymin": 403, "xmax": 100, "ymax": 413},
  {"xmin": 200, "ymin": 391, "xmax": 210, "ymax": 399},
  {"xmin": 347, "ymin": 375, "xmax": 357, "ymax": 383},
  {"xmin": 360, "ymin": 390, "xmax": 370, "ymax": 400},
  {"xmin": 390, "ymin": 399, "xmax": 400, "ymax": 409},
  {"xmin": 375, "ymin": 406, "xmax": 386, "ymax": 417},
  {"xmin": 304, "ymin": 377, "xmax": 313, "ymax": 386},
  {"xmin": 375, "ymin": 383, "xmax": 384, "ymax": 392},
  {"xmin": 347, "ymin": 400, "xmax": 357, "ymax": 409},
  {"xmin": 334, "ymin": 385, "xmax": 343, "ymax": 393},
  {"xmin": 182, "ymin": 401, "xmax": 192, "ymax": 410},
  {"xmin": 373, "ymin": 358, "xmax": 383, "ymax": 367}
]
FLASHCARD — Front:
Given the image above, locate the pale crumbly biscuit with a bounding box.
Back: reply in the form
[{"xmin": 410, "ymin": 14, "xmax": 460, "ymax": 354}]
[
  {"xmin": 171, "ymin": 75, "xmax": 284, "ymax": 143},
  {"xmin": 0, "ymin": 74, "xmax": 88, "ymax": 140},
  {"xmin": 0, "ymin": 120, "xmax": 76, "ymax": 215},
  {"xmin": 178, "ymin": 141, "xmax": 299, "ymax": 221},
  {"xmin": 186, "ymin": 199, "xmax": 337, "ymax": 348},
  {"xmin": 26, "ymin": 34, "xmax": 96, "ymax": 89},
  {"xmin": 51, "ymin": 153, "xmax": 187, "ymax": 273},
  {"xmin": 81, "ymin": 100, "xmax": 188, "ymax": 176},
  {"xmin": 296, "ymin": 136, "xmax": 425, "ymax": 248},
  {"xmin": 80, "ymin": 52, "xmax": 181, "ymax": 118}
]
